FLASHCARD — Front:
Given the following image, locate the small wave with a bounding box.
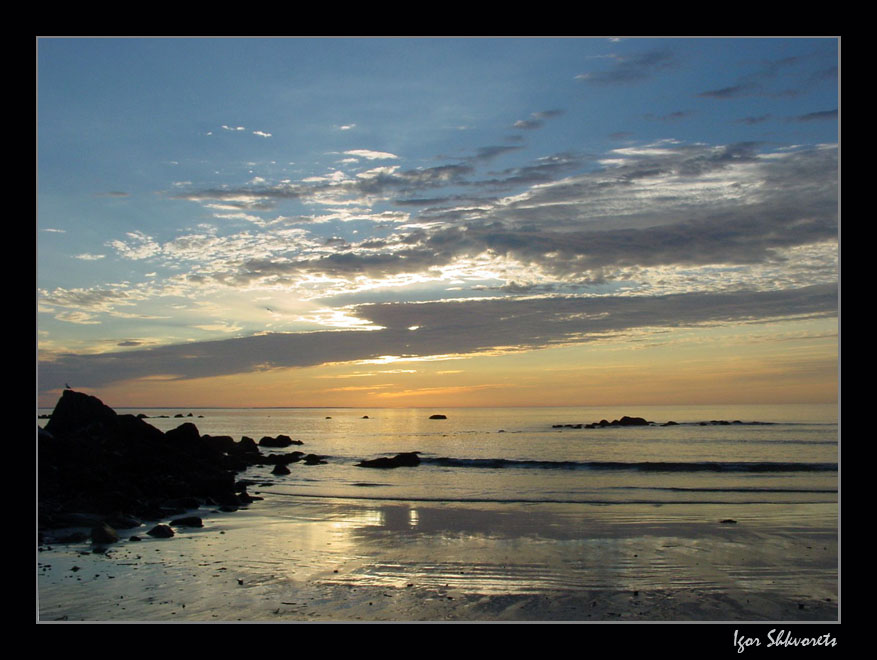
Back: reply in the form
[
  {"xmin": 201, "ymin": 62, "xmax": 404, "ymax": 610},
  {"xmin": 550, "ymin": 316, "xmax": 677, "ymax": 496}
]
[
  {"xmin": 423, "ymin": 457, "xmax": 837, "ymax": 473},
  {"xmin": 263, "ymin": 490, "xmax": 838, "ymax": 507}
]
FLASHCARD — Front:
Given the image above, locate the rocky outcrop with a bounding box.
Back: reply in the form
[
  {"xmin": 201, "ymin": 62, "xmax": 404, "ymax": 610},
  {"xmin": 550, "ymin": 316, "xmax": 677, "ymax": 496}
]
[
  {"xmin": 37, "ymin": 390, "xmax": 287, "ymax": 536},
  {"xmin": 553, "ymin": 415, "xmax": 653, "ymax": 429},
  {"xmin": 429, "ymin": 414, "xmax": 447, "ymax": 419}
]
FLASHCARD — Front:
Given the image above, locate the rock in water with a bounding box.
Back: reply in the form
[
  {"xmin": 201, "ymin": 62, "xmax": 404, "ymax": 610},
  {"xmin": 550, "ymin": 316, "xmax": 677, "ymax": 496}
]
[
  {"xmin": 39, "ymin": 390, "xmax": 241, "ymax": 529},
  {"xmin": 259, "ymin": 435, "xmax": 302, "ymax": 447},
  {"xmin": 428, "ymin": 414, "xmax": 447, "ymax": 420},
  {"xmin": 357, "ymin": 452, "xmax": 421, "ymax": 468}
]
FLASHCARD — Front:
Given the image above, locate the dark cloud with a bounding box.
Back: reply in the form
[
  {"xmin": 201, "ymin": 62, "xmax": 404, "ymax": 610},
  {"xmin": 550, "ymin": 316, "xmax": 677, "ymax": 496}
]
[
  {"xmin": 794, "ymin": 109, "xmax": 838, "ymax": 122},
  {"xmin": 532, "ymin": 109, "xmax": 564, "ymax": 120},
  {"xmin": 468, "ymin": 145, "xmax": 524, "ymax": 162},
  {"xmin": 172, "ymin": 162, "xmax": 479, "ymax": 210},
  {"xmin": 38, "ymin": 284, "xmax": 838, "ymax": 392},
  {"xmin": 736, "ymin": 114, "xmax": 772, "ymax": 125},
  {"xmin": 696, "ymin": 51, "xmax": 837, "ymax": 102},
  {"xmin": 577, "ymin": 49, "xmax": 676, "ymax": 85},
  {"xmin": 697, "ymin": 83, "xmax": 755, "ymax": 99},
  {"xmin": 643, "ymin": 111, "xmax": 692, "ymax": 121}
]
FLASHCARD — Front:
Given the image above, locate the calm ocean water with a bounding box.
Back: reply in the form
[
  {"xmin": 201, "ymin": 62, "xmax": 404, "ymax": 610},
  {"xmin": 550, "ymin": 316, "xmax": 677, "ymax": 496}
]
[{"xmin": 39, "ymin": 403, "xmax": 838, "ymax": 508}]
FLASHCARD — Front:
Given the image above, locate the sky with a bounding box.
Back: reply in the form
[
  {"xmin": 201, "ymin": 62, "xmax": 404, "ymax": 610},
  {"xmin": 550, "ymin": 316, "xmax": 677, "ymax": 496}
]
[{"xmin": 36, "ymin": 37, "xmax": 839, "ymax": 409}]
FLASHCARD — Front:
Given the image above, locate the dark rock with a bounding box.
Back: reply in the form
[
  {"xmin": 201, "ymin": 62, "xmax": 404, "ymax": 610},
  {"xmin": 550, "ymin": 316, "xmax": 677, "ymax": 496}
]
[
  {"xmin": 662, "ymin": 421, "xmax": 678, "ymax": 426},
  {"xmin": 202, "ymin": 435, "xmax": 237, "ymax": 452},
  {"xmin": 259, "ymin": 435, "xmax": 303, "ymax": 448},
  {"xmin": 105, "ymin": 515, "xmax": 141, "ymax": 530},
  {"xmin": 357, "ymin": 452, "xmax": 421, "ymax": 469},
  {"xmin": 171, "ymin": 516, "xmax": 203, "ymax": 528},
  {"xmin": 147, "ymin": 524, "xmax": 174, "ymax": 538},
  {"xmin": 613, "ymin": 416, "xmax": 649, "ymax": 426},
  {"xmin": 165, "ymin": 422, "xmax": 201, "ymax": 443},
  {"xmin": 43, "ymin": 389, "xmax": 118, "ymax": 437},
  {"xmin": 263, "ymin": 451, "xmax": 304, "ymax": 465},
  {"xmin": 91, "ymin": 523, "xmax": 119, "ymax": 545},
  {"xmin": 234, "ymin": 437, "xmax": 260, "ymax": 454},
  {"xmin": 38, "ymin": 390, "xmax": 259, "ymax": 531},
  {"xmin": 302, "ymin": 454, "xmax": 327, "ymax": 465},
  {"xmin": 52, "ymin": 531, "xmax": 89, "ymax": 544},
  {"xmin": 272, "ymin": 463, "xmax": 291, "ymax": 475},
  {"xmin": 428, "ymin": 414, "xmax": 447, "ymax": 420},
  {"xmin": 720, "ymin": 519, "xmax": 738, "ymax": 524},
  {"xmin": 580, "ymin": 416, "xmax": 651, "ymax": 429},
  {"xmin": 236, "ymin": 488, "xmax": 256, "ymax": 504},
  {"xmin": 162, "ymin": 496, "xmax": 201, "ymax": 511}
]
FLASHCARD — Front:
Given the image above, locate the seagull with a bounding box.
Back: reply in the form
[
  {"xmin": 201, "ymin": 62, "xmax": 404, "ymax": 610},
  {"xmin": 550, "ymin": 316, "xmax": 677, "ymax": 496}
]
[{"xmin": 65, "ymin": 383, "xmax": 71, "ymax": 390}]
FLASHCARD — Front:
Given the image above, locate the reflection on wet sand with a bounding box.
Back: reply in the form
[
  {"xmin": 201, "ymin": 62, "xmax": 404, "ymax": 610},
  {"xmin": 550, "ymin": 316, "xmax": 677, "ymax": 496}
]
[{"xmin": 37, "ymin": 496, "xmax": 838, "ymax": 621}]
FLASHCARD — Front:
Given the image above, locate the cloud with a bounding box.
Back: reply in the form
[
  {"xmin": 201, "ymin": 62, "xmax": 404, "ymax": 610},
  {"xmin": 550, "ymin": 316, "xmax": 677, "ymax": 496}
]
[
  {"xmin": 344, "ymin": 149, "xmax": 399, "ymax": 160},
  {"xmin": 736, "ymin": 115, "xmax": 772, "ymax": 125},
  {"xmin": 253, "ymin": 130, "xmax": 272, "ymax": 138},
  {"xmin": 513, "ymin": 109, "xmax": 564, "ymax": 130},
  {"xmin": 106, "ymin": 231, "xmax": 162, "ymax": 260},
  {"xmin": 38, "ymin": 284, "xmax": 837, "ymax": 391},
  {"xmin": 575, "ymin": 48, "xmax": 676, "ymax": 84},
  {"xmin": 697, "ymin": 51, "xmax": 837, "ymax": 102},
  {"xmin": 697, "ymin": 84, "xmax": 755, "ymax": 99},
  {"xmin": 145, "ymin": 141, "xmax": 838, "ymax": 298},
  {"xmin": 643, "ymin": 110, "xmax": 691, "ymax": 121},
  {"xmin": 793, "ymin": 109, "xmax": 838, "ymax": 122}
]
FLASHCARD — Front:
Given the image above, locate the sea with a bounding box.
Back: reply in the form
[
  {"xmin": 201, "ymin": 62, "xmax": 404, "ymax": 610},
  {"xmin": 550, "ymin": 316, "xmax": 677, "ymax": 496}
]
[{"xmin": 39, "ymin": 403, "xmax": 838, "ymax": 510}]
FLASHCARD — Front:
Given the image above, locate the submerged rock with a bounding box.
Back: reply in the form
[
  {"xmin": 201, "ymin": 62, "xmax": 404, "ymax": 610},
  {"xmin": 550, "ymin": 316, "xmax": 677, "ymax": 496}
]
[{"xmin": 428, "ymin": 414, "xmax": 447, "ymax": 419}]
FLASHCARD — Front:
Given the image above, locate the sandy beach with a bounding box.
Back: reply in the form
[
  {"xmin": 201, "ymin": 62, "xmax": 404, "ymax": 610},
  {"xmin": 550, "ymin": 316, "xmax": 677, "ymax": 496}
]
[{"xmin": 36, "ymin": 493, "xmax": 838, "ymax": 623}]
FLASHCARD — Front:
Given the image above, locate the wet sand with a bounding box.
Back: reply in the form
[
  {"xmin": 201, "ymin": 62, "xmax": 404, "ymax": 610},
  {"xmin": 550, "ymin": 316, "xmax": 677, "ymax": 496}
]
[{"xmin": 36, "ymin": 495, "xmax": 838, "ymax": 622}]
